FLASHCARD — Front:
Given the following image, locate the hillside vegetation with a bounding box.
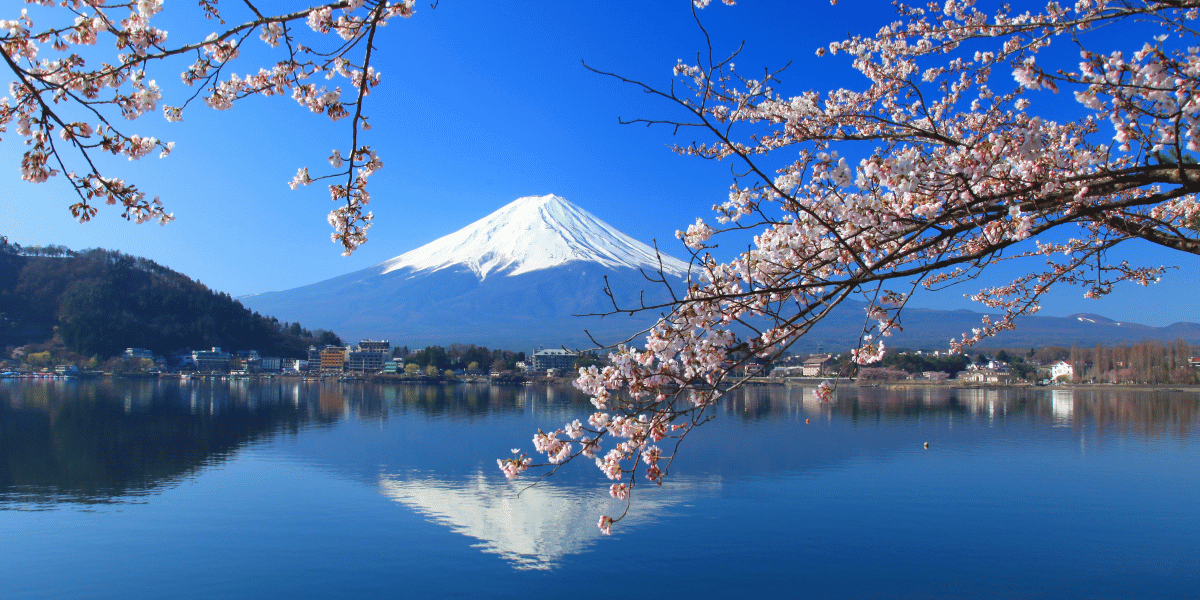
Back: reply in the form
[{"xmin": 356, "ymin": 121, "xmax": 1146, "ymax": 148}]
[{"xmin": 0, "ymin": 240, "xmax": 339, "ymax": 360}]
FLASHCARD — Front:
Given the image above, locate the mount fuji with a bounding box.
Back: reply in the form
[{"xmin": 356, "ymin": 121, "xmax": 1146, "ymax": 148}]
[
  {"xmin": 243, "ymin": 193, "xmax": 1200, "ymax": 353},
  {"xmin": 242, "ymin": 194, "xmax": 691, "ymax": 349}
]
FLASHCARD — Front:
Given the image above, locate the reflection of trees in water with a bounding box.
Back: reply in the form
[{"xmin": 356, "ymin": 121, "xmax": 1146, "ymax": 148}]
[
  {"xmin": 1036, "ymin": 388, "xmax": 1199, "ymax": 438},
  {"xmin": 7, "ymin": 379, "xmax": 1192, "ymax": 508},
  {"xmin": 0, "ymin": 379, "xmax": 334, "ymax": 506},
  {"xmin": 717, "ymin": 384, "xmax": 1200, "ymax": 436}
]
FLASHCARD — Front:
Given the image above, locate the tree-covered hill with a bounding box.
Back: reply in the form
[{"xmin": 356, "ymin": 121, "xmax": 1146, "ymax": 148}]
[{"xmin": 0, "ymin": 239, "xmax": 340, "ymax": 359}]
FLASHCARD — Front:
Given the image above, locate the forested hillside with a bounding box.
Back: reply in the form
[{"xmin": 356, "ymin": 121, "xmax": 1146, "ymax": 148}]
[{"xmin": 0, "ymin": 240, "xmax": 339, "ymax": 359}]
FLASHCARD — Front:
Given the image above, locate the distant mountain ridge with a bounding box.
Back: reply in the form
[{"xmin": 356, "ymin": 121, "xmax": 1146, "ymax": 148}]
[
  {"xmin": 794, "ymin": 303, "xmax": 1200, "ymax": 352},
  {"xmin": 241, "ymin": 194, "xmax": 1200, "ymax": 351}
]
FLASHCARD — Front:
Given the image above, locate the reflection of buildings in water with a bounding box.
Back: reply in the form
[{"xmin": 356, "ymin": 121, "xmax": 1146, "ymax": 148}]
[
  {"xmin": 380, "ymin": 385, "xmax": 398, "ymax": 407},
  {"xmin": 958, "ymin": 388, "xmax": 984, "ymax": 408},
  {"xmin": 521, "ymin": 385, "xmax": 588, "ymax": 422},
  {"xmin": 923, "ymin": 387, "xmax": 941, "ymax": 407},
  {"xmin": 338, "ymin": 384, "xmax": 388, "ymax": 422},
  {"xmin": 917, "ymin": 387, "xmax": 955, "ymax": 407},
  {"xmin": 486, "ymin": 384, "xmax": 520, "ymax": 410},
  {"xmin": 120, "ymin": 381, "xmax": 157, "ymax": 413},
  {"xmin": 959, "ymin": 388, "xmax": 1006, "ymax": 421},
  {"xmin": 377, "ymin": 471, "xmax": 712, "ymax": 570},
  {"xmin": 11, "ymin": 383, "xmax": 51, "ymax": 409},
  {"xmin": 319, "ymin": 385, "xmax": 346, "ymax": 416},
  {"xmin": 775, "ymin": 385, "xmax": 806, "ymax": 417},
  {"xmin": 722, "ymin": 386, "xmax": 806, "ymax": 419},
  {"xmin": 801, "ymin": 386, "xmax": 826, "ymax": 416},
  {"xmin": 188, "ymin": 382, "xmax": 225, "ymax": 415},
  {"xmin": 462, "ymin": 385, "xmax": 482, "ymax": 410},
  {"xmin": 1051, "ymin": 389, "xmax": 1074, "ymax": 426}
]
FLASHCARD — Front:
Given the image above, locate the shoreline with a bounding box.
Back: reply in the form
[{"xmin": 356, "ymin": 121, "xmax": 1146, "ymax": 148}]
[{"xmin": 876, "ymin": 381, "xmax": 1200, "ymax": 392}]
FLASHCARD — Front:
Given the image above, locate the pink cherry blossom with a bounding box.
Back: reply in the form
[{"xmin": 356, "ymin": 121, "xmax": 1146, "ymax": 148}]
[
  {"xmin": 502, "ymin": 0, "xmax": 1200, "ymax": 535},
  {"xmin": 1, "ymin": 0, "xmax": 412, "ymax": 253}
]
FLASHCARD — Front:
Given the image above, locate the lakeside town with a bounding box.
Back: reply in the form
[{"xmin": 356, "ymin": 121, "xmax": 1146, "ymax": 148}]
[
  {"xmin": 2, "ymin": 340, "xmax": 583, "ymax": 384},
  {"xmin": 7, "ymin": 337, "xmax": 1200, "ymax": 388}
]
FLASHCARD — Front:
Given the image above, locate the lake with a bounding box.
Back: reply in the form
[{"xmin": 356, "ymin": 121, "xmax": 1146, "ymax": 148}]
[{"xmin": 2, "ymin": 378, "xmax": 1197, "ymax": 599}]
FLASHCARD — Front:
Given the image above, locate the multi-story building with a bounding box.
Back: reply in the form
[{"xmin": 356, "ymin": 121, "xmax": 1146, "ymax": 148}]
[
  {"xmin": 771, "ymin": 366, "xmax": 804, "ymax": 378},
  {"xmin": 343, "ymin": 340, "xmax": 390, "ymax": 373},
  {"xmin": 347, "ymin": 350, "xmax": 385, "ymax": 373},
  {"xmin": 358, "ymin": 339, "xmax": 390, "ymax": 353},
  {"xmin": 531, "ymin": 348, "xmax": 578, "ymax": 372},
  {"xmin": 319, "ymin": 346, "xmax": 347, "ymax": 373},
  {"xmin": 801, "ymin": 355, "xmax": 833, "ymax": 377},
  {"xmin": 234, "ymin": 350, "xmax": 262, "ymax": 373},
  {"xmin": 192, "ymin": 347, "xmax": 232, "ymax": 372},
  {"xmin": 959, "ymin": 369, "xmax": 1015, "ymax": 384},
  {"xmin": 124, "ymin": 348, "xmax": 153, "ymax": 361}
]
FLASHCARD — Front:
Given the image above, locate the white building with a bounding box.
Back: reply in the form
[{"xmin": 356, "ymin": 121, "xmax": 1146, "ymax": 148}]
[
  {"xmin": 1050, "ymin": 361, "xmax": 1074, "ymax": 381},
  {"xmin": 801, "ymin": 355, "xmax": 833, "ymax": 377},
  {"xmin": 531, "ymin": 348, "xmax": 577, "ymax": 372}
]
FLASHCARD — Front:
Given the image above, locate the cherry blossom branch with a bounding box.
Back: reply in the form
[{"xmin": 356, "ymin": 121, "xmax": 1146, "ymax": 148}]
[
  {"xmin": 505, "ymin": 0, "xmax": 1200, "ymax": 535},
  {"xmin": 2, "ymin": 0, "xmax": 415, "ymax": 253}
]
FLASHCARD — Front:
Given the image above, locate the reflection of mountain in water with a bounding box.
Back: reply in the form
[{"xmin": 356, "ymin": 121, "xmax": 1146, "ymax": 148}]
[
  {"xmin": 377, "ymin": 471, "xmax": 711, "ymax": 570},
  {"xmin": 5, "ymin": 378, "xmax": 1196, "ymax": 516},
  {"xmin": 0, "ymin": 379, "xmax": 333, "ymax": 506}
]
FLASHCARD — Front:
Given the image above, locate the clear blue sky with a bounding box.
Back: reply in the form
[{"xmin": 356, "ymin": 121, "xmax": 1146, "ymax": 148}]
[{"xmin": 2, "ymin": 1, "xmax": 1197, "ymax": 327}]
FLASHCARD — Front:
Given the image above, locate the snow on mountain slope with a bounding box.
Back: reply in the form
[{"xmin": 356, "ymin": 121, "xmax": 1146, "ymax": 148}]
[
  {"xmin": 377, "ymin": 194, "xmax": 690, "ymax": 280},
  {"xmin": 238, "ymin": 193, "xmax": 695, "ymax": 347}
]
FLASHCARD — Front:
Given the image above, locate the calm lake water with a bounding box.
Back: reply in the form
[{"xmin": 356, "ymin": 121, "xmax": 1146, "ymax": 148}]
[{"xmin": 2, "ymin": 378, "xmax": 1197, "ymax": 599}]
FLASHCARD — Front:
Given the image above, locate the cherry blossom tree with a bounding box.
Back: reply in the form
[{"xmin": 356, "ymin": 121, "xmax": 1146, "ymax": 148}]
[
  {"xmin": 499, "ymin": 0, "xmax": 1200, "ymax": 532},
  {"xmin": 1, "ymin": 0, "xmax": 413, "ymax": 254}
]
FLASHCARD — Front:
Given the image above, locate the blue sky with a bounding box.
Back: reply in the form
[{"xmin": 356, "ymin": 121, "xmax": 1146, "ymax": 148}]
[{"xmin": 2, "ymin": 0, "xmax": 1197, "ymax": 328}]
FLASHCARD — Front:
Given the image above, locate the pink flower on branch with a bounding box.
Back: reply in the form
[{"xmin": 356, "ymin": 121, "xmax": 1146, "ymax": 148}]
[
  {"xmin": 498, "ymin": 0, "xmax": 1200, "ymax": 534},
  {"xmin": 1, "ymin": 0, "xmax": 412, "ymax": 254}
]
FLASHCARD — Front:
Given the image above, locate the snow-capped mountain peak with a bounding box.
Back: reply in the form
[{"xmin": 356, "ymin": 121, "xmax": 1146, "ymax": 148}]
[{"xmin": 378, "ymin": 194, "xmax": 690, "ymax": 280}]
